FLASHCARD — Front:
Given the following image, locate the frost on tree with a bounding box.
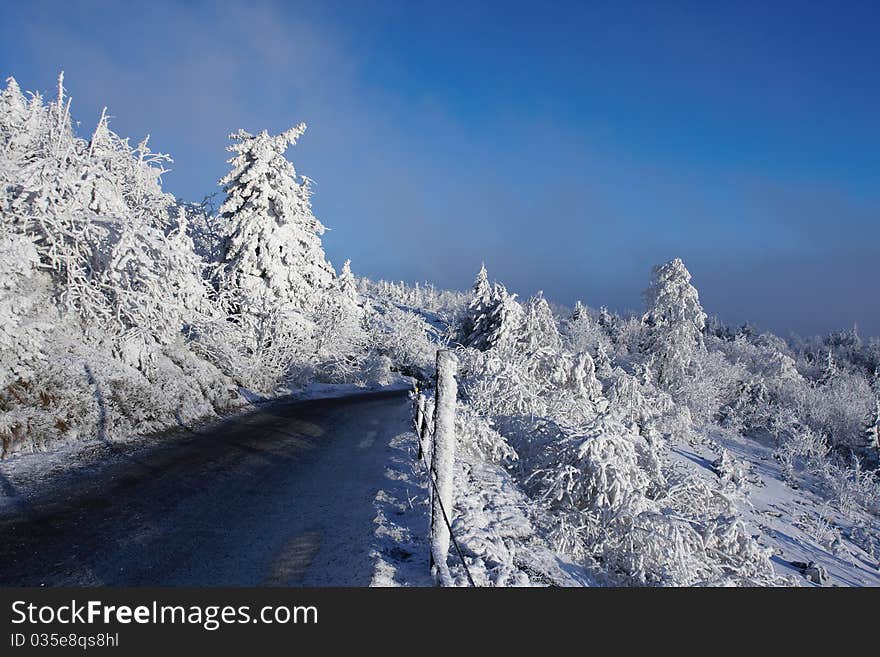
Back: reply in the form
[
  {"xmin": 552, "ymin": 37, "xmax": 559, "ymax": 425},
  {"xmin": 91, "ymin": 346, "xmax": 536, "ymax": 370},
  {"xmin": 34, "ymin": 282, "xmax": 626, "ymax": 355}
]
[
  {"xmin": 459, "ymin": 264, "xmax": 492, "ymax": 348},
  {"xmin": 337, "ymin": 259, "xmax": 358, "ymax": 305},
  {"xmin": 218, "ymin": 124, "xmax": 335, "ymax": 323},
  {"xmin": 1, "ymin": 75, "xmax": 206, "ymax": 353},
  {"xmin": 641, "ymin": 258, "xmax": 707, "ymax": 388},
  {"xmin": 0, "ymin": 74, "xmax": 241, "ymax": 456},
  {"xmin": 518, "ymin": 292, "xmax": 562, "ymax": 353},
  {"xmin": 564, "ymin": 300, "xmax": 612, "ymax": 358},
  {"xmin": 462, "ymin": 276, "xmax": 523, "ymax": 352}
]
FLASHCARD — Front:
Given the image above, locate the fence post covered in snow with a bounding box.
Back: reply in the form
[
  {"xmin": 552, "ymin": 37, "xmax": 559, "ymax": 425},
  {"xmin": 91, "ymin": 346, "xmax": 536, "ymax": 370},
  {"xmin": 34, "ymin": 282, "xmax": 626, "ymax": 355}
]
[
  {"xmin": 430, "ymin": 349, "xmax": 457, "ymax": 586},
  {"xmin": 416, "ymin": 393, "xmax": 427, "ymax": 460}
]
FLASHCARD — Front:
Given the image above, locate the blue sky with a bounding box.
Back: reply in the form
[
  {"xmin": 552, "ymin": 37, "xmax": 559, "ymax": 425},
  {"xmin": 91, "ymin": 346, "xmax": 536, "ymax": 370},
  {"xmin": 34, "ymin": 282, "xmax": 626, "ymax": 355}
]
[{"xmin": 2, "ymin": 0, "xmax": 878, "ymax": 336}]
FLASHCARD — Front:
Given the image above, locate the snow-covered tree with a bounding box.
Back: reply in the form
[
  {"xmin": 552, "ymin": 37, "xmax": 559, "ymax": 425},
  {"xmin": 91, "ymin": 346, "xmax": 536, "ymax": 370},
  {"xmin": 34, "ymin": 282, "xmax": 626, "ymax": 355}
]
[
  {"xmin": 464, "ymin": 282, "xmax": 523, "ymax": 351},
  {"xmin": 460, "ymin": 264, "xmax": 493, "ymax": 347},
  {"xmin": 819, "ymin": 349, "xmax": 838, "ymax": 384},
  {"xmin": 518, "ymin": 291, "xmax": 562, "ymax": 353},
  {"xmin": 0, "ymin": 74, "xmax": 241, "ymax": 456},
  {"xmin": 563, "ymin": 300, "xmax": 612, "ymax": 357},
  {"xmin": 472, "ymin": 263, "xmax": 491, "ymax": 304},
  {"xmin": 866, "ymin": 398, "xmax": 880, "ymax": 452},
  {"xmin": 337, "ymin": 259, "xmax": 358, "ymax": 305},
  {"xmin": 0, "ymin": 230, "xmax": 54, "ymax": 387},
  {"xmin": 218, "ymin": 124, "xmax": 335, "ymax": 324},
  {"xmin": 641, "ymin": 258, "xmax": 706, "ymax": 389}
]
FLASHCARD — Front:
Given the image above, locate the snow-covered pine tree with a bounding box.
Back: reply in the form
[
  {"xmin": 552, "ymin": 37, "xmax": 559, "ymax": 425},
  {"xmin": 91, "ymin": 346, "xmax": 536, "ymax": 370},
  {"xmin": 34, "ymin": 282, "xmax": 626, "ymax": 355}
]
[
  {"xmin": 519, "ymin": 291, "xmax": 562, "ymax": 353},
  {"xmin": 564, "ymin": 299, "xmax": 612, "ymax": 357},
  {"xmin": 0, "ymin": 77, "xmax": 32, "ymax": 184},
  {"xmin": 598, "ymin": 306, "xmax": 617, "ymax": 339},
  {"xmin": 595, "ymin": 341, "xmax": 613, "ymax": 377},
  {"xmin": 464, "ymin": 282, "xmax": 523, "ymax": 351},
  {"xmin": 473, "ymin": 263, "xmax": 491, "ymax": 304},
  {"xmin": 641, "ymin": 258, "xmax": 706, "ymax": 389},
  {"xmin": 460, "ymin": 264, "xmax": 494, "ymax": 348},
  {"xmin": 218, "ymin": 124, "xmax": 335, "ymax": 324},
  {"xmin": 338, "ymin": 259, "xmax": 358, "ymax": 305},
  {"xmin": 819, "ymin": 349, "xmax": 838, "ymax": 384}
]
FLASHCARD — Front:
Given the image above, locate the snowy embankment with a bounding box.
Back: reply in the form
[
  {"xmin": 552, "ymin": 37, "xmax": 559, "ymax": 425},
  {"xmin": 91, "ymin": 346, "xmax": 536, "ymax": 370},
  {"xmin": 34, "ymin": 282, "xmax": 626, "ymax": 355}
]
[
  {"xmin": 668, "ymin": 429, "xmax": 880, "ymax": 586},
  {"xmin": 368, "ymin": 414, "xmax": 593, "ymax": 587},
  {"xmin": 376, "ymin": 260, "xmax": 879, "ymax": 587}
]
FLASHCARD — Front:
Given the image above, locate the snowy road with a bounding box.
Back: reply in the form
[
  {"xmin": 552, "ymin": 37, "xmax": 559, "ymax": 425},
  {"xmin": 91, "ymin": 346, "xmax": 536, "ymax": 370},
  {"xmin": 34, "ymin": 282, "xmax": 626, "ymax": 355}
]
[{"xmin": 0, "ymin": 389, "xmax": 413, "ymax": 586}]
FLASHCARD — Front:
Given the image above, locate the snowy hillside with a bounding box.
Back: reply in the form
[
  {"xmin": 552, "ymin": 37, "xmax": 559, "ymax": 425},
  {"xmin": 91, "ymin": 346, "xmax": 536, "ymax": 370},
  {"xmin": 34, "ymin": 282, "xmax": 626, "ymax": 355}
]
[{"xmin": 366, "ymin": 268, "xmax": 880, "ymax": 586}]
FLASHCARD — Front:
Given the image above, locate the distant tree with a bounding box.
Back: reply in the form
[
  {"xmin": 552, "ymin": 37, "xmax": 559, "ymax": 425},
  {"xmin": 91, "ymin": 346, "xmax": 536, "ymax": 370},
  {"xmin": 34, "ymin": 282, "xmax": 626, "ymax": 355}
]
[
  {"xmin": 459, "ymin": 264, "xmax": 490, "ymax": 339},
  {"xmin": 519, "ymin": 291, "xmax": 562, "ymax": 353},
  {"xmin": 641, "ymin": 258, "xmax": 707, "ymax": 389},
  {"xmin": 338, "ymin": 259, "xmax": 358, "ymax": 305},
  {"xmin": 563, "ymin": 300, "xmax": 612, "ymax": 358},
  {"xmin": 819, "ymin": 349, "xmax": 838, "ymax": 384},
  {"xmin": 463, "ymin": 281, "xmax": 523, "ymax": 352}
]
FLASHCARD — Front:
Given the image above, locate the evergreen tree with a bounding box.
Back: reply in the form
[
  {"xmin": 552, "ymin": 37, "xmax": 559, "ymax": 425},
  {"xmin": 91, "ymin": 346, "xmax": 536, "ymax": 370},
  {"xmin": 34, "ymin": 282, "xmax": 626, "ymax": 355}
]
[
  {"xmin": 819, "ymin": 349, "xmax": 838, "ymax": 384},
  {"xmin": 641, "ymin": 258, "xmax": 706, "ymax": 388},
  {"xmin": 460, "ymin": 263, "xmax": 494, "ymax": 347},
  {"xmin": 519, "ymin": 291, "xmax": 562, "ymax": 353},
  {"xmin": 218, "ymin": 124, "xmax": 334, "ymax": 322},
  {"xmin": 464, "ymin": 282, "xmax": 523, "ymax": 351},
  {"xmin": 338, "ymin": 259, "xmax": 358, "ymax": 305},
  {"xmin": 473, "ymin": 263, "xmax": 491, "ymax": 305}
]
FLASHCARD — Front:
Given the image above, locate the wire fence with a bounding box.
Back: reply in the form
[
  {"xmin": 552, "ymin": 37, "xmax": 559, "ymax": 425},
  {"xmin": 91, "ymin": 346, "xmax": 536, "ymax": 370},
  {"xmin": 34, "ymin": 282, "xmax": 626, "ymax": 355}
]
[{"xmin": 412, "ymin": 381, "xmax": 477, "ymax": 588}]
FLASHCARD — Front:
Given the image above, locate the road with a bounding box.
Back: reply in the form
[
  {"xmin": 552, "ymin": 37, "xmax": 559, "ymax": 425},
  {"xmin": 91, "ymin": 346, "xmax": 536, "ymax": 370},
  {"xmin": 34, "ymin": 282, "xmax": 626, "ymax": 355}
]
[{"xmin": 0, "ymin": 389, "xmax": 413, "ymax": 586}]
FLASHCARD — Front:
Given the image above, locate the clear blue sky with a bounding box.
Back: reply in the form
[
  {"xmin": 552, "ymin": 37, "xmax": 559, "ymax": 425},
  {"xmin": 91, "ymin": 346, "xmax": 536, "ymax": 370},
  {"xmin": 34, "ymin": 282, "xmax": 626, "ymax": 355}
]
[{"xmin": 2, "ymin": 0, "xmax": 878, "ymax": 336}]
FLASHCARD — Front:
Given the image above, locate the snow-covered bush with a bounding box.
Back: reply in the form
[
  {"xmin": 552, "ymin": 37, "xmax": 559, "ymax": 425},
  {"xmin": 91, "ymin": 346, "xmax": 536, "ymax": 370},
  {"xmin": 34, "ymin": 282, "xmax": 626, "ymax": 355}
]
[
  {"xmin": 368, "ymin": 304, "xmax": 435, "ymax": 378},
  {"xmin": 1, "ymin": 76, "xmax": 245, "ymax": 454},
  {"xmin": 562, "ymin": 301, "xmax": 613, "ymax": 359},
  {"xmin": 454, "ymin": 404, "xmax": 518, "ymax": 464},
  {"xmin": 773, "ymin": 426, "xmax": 830, "ymax": 483},
  {"xmin": 712, "ymin": 449, "xmax": 748, "ymax": 492},
  {"xmin": 509, "ymin": 416, "xmax": 781, "ymax": 585}
]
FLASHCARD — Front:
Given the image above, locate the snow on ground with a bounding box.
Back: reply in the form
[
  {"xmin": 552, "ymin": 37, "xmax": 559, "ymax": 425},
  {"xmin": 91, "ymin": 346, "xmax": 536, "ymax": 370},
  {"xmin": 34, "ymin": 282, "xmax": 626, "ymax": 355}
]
[
  {"xmin": 369, "ymin": 429, "xmax": 433, "ymax": 587},
  {"xmin": 368, "ymin": 408, "xmax": 594, "ymax": 587},
  {"xmin": 291, "ymin": 376, "xmax": 414, "ymax": 402},
  {"xmin": 450, "ymin": 461, "xmax": 594, "ymax": 586},
  {"xmin": 667, "ymin": 430, "xmax": 880, "ymax": 586}
]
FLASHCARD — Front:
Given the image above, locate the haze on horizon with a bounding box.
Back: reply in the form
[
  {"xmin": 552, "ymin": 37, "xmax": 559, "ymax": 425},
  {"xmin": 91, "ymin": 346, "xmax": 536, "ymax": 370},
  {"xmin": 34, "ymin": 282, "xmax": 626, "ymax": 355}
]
[{"xmin": 2, "ymin": 0, "xmax": 878, "ymax": 337}]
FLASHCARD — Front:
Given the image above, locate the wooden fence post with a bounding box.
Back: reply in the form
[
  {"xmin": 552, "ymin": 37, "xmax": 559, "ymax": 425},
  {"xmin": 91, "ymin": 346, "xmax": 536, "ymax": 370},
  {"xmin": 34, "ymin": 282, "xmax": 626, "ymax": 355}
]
[
  {"xmin": 430, "ymin": 349, "xmax": 457, "ymax": 586},
  {"xmin": 415, "ymin": 393, "xmax": 427, "ymax": 460}
]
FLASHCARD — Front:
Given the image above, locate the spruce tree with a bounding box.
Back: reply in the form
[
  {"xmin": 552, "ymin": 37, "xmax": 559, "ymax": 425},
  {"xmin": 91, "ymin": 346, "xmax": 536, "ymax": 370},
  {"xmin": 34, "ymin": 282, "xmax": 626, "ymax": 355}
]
[
  {"xmin": 337, "ymin": 259, "xmax": 357, "ymax": 305},
  {"xmin": 460, "ymin": 263, "xmax": 493, "ymax": 347},
  {"xmin": 218, "ymin": 124, "xmax": 334, "ymax": 322},
  {"xmin": 641, "ymin": 258, "xmax": 706, "ymax": 388}
]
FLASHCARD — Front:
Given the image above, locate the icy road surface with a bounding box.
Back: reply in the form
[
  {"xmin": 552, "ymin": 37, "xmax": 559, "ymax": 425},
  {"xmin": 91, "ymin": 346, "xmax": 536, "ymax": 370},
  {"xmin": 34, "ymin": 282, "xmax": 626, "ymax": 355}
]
[{"xmin": 0, "ymin": 389, "xmax": 413, "ymax": 586}]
